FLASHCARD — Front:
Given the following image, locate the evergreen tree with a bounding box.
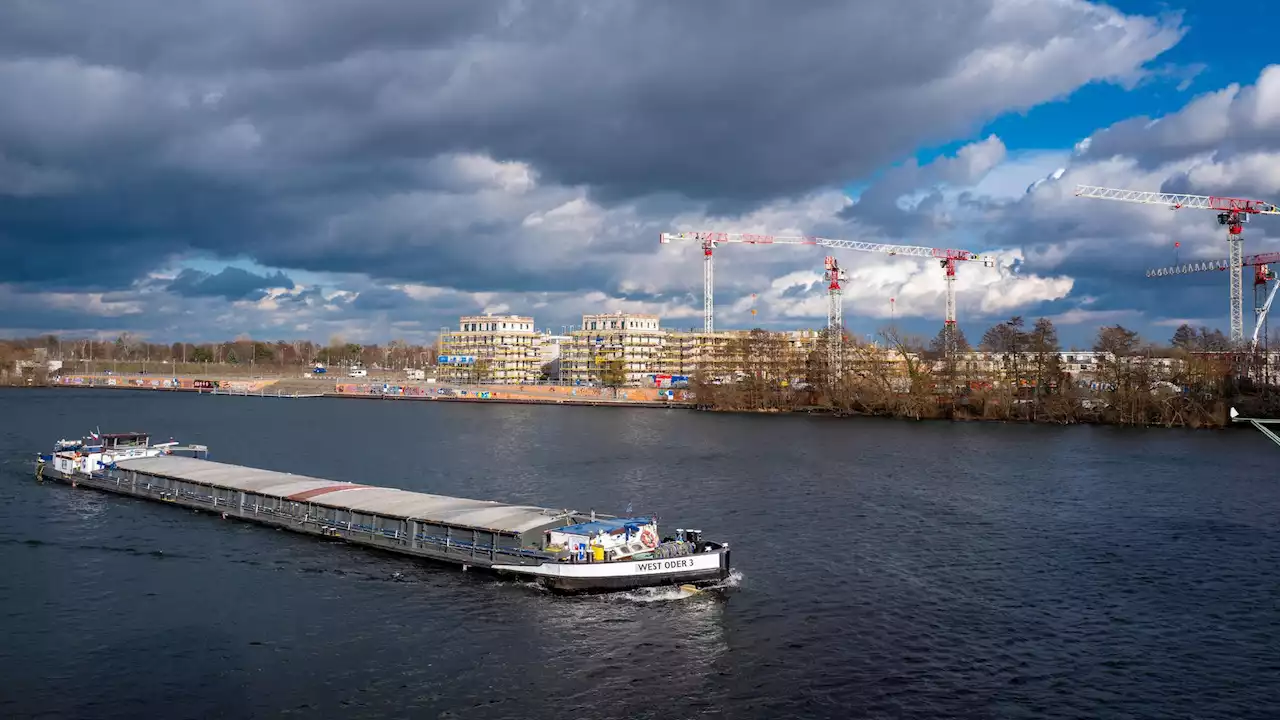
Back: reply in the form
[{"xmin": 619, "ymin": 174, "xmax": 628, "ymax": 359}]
[
  {"xmin": 980, "ymin": 316, "xmax": 1027, "ymax": 386},
  {"xmin": 1171, "ymin": 323, "xmax": 1196, "ymax": 350},
  {"xmin": 1169, "ymin": 324, "xmax": 1228, "ymax": 352},
  {"xmin": 1027, "ymin": 317, "xmax": 1060, "ymax": 394},
  {"xmin": 1196, "ymin": 327, "xmax": 1229, "ymax": 351},
  {"xmin": 979, "ymin": 316, "xmax": 1025, "ymax": 352},
  {"xmin": 1094, "ymin": 325, "xmax": 1141, "ymax": 355},
  {"xmin": 928, "ymin": 325, "xmax": 971, "ymax": 356}
]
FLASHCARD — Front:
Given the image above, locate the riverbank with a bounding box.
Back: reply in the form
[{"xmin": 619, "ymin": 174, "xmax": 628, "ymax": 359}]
[
  {"xmin": 32, "ymin": 373, "xmax": 1276, "ymax": 428},
  {"xmin": 691, "ymin": 403, "xmax": 1247, "ymax": 429},
  {"xmin": 686, "ymin": 391, "xmax": 1255, "ymax": 429},
  {"xmin": 39, "ymin": 374, "xmax": 694, "ymax": 409}
]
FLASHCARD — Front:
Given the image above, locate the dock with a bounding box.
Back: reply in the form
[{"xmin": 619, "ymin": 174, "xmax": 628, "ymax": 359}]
[
  {"xmin": 80, "ymin": 455, "xmax": 592, "ymax": 571},
  {"xmin": 1231, "ymin": 407, "xmax": 1280, "ymax": 447}
]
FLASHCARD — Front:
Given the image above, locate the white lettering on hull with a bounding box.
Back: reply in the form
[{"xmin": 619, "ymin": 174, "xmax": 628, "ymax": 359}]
[
  {"xmin": 493, "ymin": 551, "xmax": 723, "ymax": 579},
  {"xmin": 634, "ymin": 558, "xmax": 696, "ymax": 573}
]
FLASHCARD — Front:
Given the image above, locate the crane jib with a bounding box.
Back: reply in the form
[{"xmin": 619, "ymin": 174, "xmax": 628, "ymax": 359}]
[
  {"xmin": 660, "ymin": 231, "xmax": 986, "ymax": 261},
  {"xmin": 1146, "ymin": 250, "xmax": 1280, "ymax": 277},
  {"xmin": 1074, "ymin": 184, "xmax": 1280, "ymax": 215}
]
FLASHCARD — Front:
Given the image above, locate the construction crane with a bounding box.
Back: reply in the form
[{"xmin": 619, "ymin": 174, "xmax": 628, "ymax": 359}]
[
  {"xmin": 824, "ymin": 256, "xmax": 848, "ymax": 372},
  {"xmin": 657, "ymin": 232, "xmax": 995, "ymax": 353},
  {"xmin": 1074, "ymin": 184, "xmax": 1280, "ymax": 344},
  {"xmin": 1146, "ymin": 251, "xmax": 1280, "ymax": 348}
]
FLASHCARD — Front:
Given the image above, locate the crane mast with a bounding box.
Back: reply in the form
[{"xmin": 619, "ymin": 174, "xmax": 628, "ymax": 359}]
[
  {"xmin": 824, "ymin": 256, "xmax": 847, "ymax": 375},
  {"xmin": 1074, "ymin": 184, "xmax": 1280, "ymax": 345},
  {"xmin": 941, "ymin": 258, "xmax": 961, "ymax": 355},
  {"xmin": 659, "ymin": 231, "xmax": 995, "ymax": 342},
  {"xmin": 703, "ymin": 241, "xmax": 713, "ymax": 334},
  {"xmin": 659, "ymin": 233, "xmax": 815, "ymax": 333}
]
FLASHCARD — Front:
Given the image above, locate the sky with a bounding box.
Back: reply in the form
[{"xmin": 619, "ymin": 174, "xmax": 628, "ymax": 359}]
[{"xmin": 4, "ymin": 0, "xmax": 1280, "ymax": 349}]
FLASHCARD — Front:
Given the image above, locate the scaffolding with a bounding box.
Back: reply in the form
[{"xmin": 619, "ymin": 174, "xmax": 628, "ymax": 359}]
[{"xmin": 438, "ymin": 315, "xmax": 542, "ymax": 384}]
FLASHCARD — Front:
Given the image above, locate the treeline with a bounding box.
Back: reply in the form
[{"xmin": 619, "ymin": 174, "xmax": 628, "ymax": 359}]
[
  {"xmin": 690, "ymin": 318, "xmax": 1279, "ymax": 428},
  {"xmin": 0, "ymin": 333, "xmax": 440, "ymax": 371}
]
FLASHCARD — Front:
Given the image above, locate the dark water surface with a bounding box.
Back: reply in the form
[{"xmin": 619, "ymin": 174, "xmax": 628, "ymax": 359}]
[{"xmin": 2, "ymin": 389, "xmax": 1279, "ymax": 719}]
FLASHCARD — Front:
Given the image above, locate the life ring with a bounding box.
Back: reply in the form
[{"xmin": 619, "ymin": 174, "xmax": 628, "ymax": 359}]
[{"xmin": 640, "ymin": 529, "xmax": 657, "ymax": 548}]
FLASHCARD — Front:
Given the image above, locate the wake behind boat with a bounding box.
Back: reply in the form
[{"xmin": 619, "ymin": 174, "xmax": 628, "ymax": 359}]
[{"xmin": 34, "ymin": 430, "xmax": 732, "ymax": 593}]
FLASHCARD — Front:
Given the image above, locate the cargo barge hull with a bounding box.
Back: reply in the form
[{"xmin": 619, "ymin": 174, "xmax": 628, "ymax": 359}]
[{"xmin": 35, "ymin": 450, "xmax": 730, "ymax": 594}]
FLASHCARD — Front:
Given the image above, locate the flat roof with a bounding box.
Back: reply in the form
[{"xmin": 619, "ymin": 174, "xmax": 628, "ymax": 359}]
[
  {"xmin": 554, "ymin": 517, "xmax": 653, "ymax": 536},
  {"xmin": 116, "ymin": 455, "xmax": 574, "ymax": 535}
]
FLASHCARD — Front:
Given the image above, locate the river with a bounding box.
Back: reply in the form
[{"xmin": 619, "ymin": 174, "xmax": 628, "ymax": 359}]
[{"xmin": 2, "ymin": 388, "xmax": 1278, "ymax": 719}]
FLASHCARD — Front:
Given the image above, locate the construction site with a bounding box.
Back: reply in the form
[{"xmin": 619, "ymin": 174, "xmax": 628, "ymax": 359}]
[
  {"xmin": 14, "ymin": 181, "xmax": 1280, "ymax": 427},
  {"xmin": 663, "ymin": 181, "xmax": 1280, "ymax": 354},
  {"xmin": 431, "ymin": 182, "xmax": 1280, "ymax": 426}
]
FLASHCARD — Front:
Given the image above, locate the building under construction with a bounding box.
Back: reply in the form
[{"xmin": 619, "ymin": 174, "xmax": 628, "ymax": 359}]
[
  {"xmin": 561, "ymin": 313, "xmax": 667, "ymax": 385},
  {"xmin": 437, "ymin": 314, "xmax": 542, "ymax": 384}
]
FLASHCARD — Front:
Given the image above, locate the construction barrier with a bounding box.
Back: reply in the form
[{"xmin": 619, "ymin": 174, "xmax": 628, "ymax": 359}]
[
  {"xmin": 55, "ymin": 375, "xmax": 691, "ymax": 404},
  {"xmin": 56, "ymin": 375, "xmax": 278, "ymax": 393},
  {"xmin": 331, "ymin": 383, "xmax": 689, "ymax": 403}
]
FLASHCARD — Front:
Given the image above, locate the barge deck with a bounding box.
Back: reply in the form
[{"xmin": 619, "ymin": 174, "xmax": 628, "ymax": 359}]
[{"xmin": 37, "ymin": 447, "xmax": 730, "ymax": 593}]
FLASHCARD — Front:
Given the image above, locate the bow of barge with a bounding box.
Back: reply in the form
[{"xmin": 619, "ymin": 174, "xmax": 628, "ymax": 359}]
[{"xmin": 35, "ymin": 433, "xmax": 731, "ymax": 593}]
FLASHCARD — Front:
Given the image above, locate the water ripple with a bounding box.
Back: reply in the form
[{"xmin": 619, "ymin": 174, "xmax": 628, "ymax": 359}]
[{"xmin": 1, "ymin": 389, "xmax": 1279, "ymax": 719}]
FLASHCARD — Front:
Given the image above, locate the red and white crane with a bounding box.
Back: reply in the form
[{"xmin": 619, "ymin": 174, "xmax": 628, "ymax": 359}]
[
  {"xmin": 657, "ymin": 232, "xmax": 995, "ymax": 354},
  {"xmin": 1146, "ymin": 250, "xmax": 1280, "ymax": 348},
  {"xmin": 824, "ymin": 256, "xmax": 848, "ymax": 370},
  {"xmin": 1074, "ymin": 184, "xmax": 1280, "ymax": 345}
]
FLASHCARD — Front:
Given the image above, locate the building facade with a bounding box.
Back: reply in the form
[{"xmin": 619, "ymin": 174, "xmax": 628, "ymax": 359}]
[
  {"xmin": 438, "ymin": 314, "xmax": 541, "ymax": 384},
  {"xmin": 538, "ymin": 333, "xmax": 571, "ymax": 367},
  {"xmin": 432, "ymin": 305, "xmax": 1280, "ymax": 390},
  {"xmin": 562, "ymin": 313, "xmax": 667, "ymax": 385}
]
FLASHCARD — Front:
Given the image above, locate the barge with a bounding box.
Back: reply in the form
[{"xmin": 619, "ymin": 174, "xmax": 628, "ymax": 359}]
[{"xmin": 35, "ymin": 431, "xmax": 731, "ymax": 593}]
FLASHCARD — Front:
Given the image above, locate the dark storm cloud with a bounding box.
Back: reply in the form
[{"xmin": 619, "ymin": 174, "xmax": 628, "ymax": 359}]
[
  {"xmin": 0, "ymin": 1, "xmax": 498, "ymax": 72},
  {"xmin": 0, "ymin": 169, "xmax": 291, "ymax": 291},
  {"xmin": 319, "ymin": 0, "xmax": 1178, "ymax": 205},
  {"xmin": 167, "ymin": 267, "xmax": 294, "ymax": 301},
  {"xmin": 350, "ymin": 287, "xmax": 414, "ymax": 311},
  {"xmin": 0, "ymin": 0, "xmax": 1182, "ymax": 294}
]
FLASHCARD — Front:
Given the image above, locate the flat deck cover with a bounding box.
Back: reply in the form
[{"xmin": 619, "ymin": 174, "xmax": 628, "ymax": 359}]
[{"xmin": 116, "ymin": 455, "xmax": 572, "ymax": 535}]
